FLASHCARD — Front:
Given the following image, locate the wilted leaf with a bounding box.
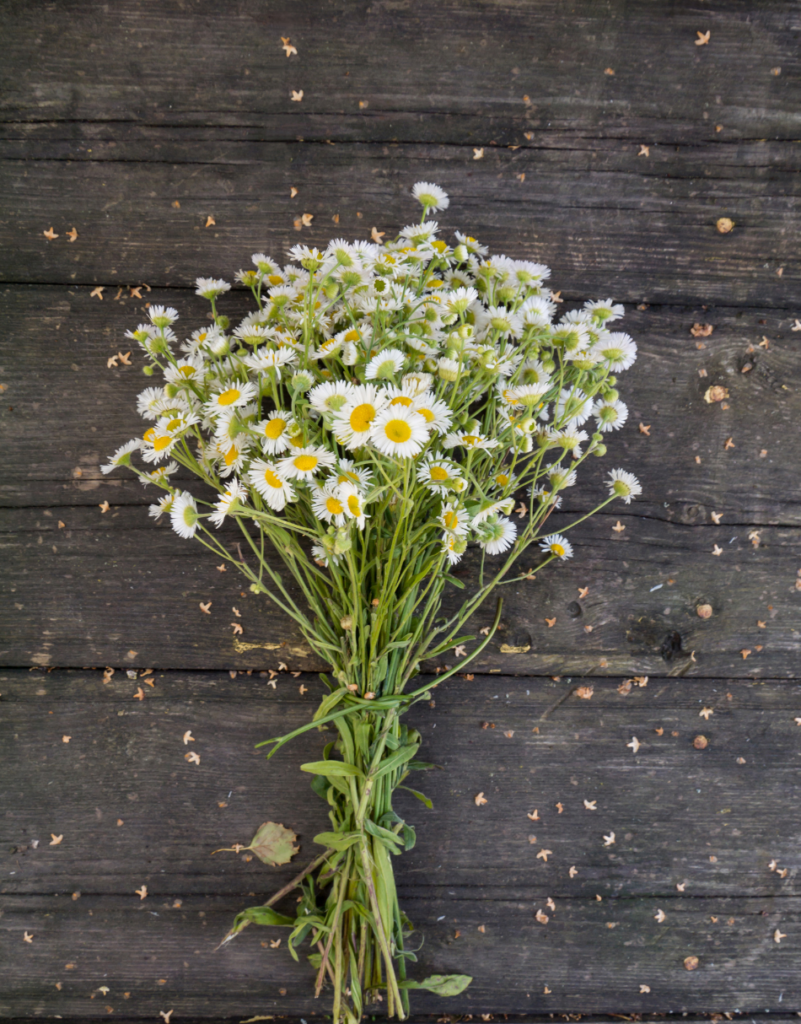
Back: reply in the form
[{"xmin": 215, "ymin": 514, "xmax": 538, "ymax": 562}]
[
  {"xmin": 249, "ymin": 822, "xmax": 299, "ymax": 866},
  {"xmin": 236, "ymin": 906, "xmax": 295, "ymax": 928},
  {"xmin": 401, "ymin": 974, "xmax": 473, "ymax": 997}
]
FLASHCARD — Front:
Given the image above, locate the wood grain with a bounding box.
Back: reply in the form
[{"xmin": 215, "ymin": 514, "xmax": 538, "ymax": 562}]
[{"xmin": 3, "ymin": 670, "xmax": 801, "ymax": 1015}]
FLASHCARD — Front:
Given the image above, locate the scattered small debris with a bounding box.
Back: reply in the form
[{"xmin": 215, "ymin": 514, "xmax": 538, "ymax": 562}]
[
  {"xmin": 50, "ymin": 834, "xmax": 63, "ymax": 846},
  {"xmin": 205, "ymin": 215, "xmax": 216, "ymax": 228},
  {"xmin": 185, "ymin": 752, "xmax": 201, "ymax": 765},
  {"xmin": 135, "ymin": 885, "xmax": 147, "ymax": 901},
  {"xmin": 473, "ymin": 148, "xmax": 484, "ymax": 160},
  {"xmin": 627, "ymin": 737, "xmax": 641, "ymax": 753},
  {"xmin": 774, "ymin": 929, "xmax": 787, "ymax": 944},
  {"xmin": 638, "ymin": 145, "xmax": 650, "ymax": 157},
  {"xmin": 281, "ymin": 36, "xmax": 297, "ymax": 57},
  {"xmin": 654, "ymin": 909, "xmax": 666, "ymax": 923},
  {"xmin": 603, "ymin": 832, "xmax": 616, "ymax": 847},
  {"xmin": 638, "ymin": 423, "xmax": 651, "ymax": 435},
  {"xmin": 199, "ymin": 602, "xmax": 212, "ymax": 614},
  {"xmin": 291, "ymin": 90, "xmax": 303, "ymax": 102},
  {"xmin": 474, "ymin": 792, "xmax": 487, "ymax": 806},
  {"xmin": 536, "ymin": 849, "xmax": 552, "ymax": 861},
  {"xmin": 716, "ymin": 217, "xmax": 734, "ymax": 234},
  {"xmin": 612, "ymin": 521, "xmax": 626, "ymax": 533},
  {"xmin": 693, "ymin": 735, "xmax": 708, "ymax": 749},
  {"xmin": 691, "ymin": 323, "xmax": 714, "ymax": 337},
  {"xmin": 696, "ymin": 29, "xmax": 711, "ymax": 45},
  {"xmin": 684, "ymin": 956, "xmax": 699, "ymax": 971},
  {"xmin": 183, "ymin": 731, "xmax": 194, "ymax": 745},
  {"xmin": 699, "ymin": 707, "xmax": 714, "ymax": 719}
]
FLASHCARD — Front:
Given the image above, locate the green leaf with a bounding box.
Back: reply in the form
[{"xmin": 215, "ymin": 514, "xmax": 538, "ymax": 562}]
[
  {"xmin": 406, "ymin": 760, "xmax": 441, "ymax": 772},
  {"xmin": 234, "ymin": 905, "xmax": 295, "ymax": 929},
  {"xmin": 443, "ymin": 574, "xmax": 466, "ymax": 589},
  {"xmin": 398, "ymin": 785, "xmax": 433, "ymax": 810},
  {"xmin": 373, "ymin": 743, "xmax": 420, "ymax": 779},
  {"xmin": 402, "ymin": 823, "xmax": 416, "ymax": 851},
  {"xmin": 300, "ymin": 759, "xmax": 362, "ymax": 777},
  {"xmin": 248, "ymin": 821, "xmax": 299, "ymax": 866},
  {"xmin": 312, "ymin": 830, "xmax": 361, "ymax": 851},
  {"xmin": 401, "ymin": 974, "xmax": 473, "ymax": 996},
  {"xmin": 363, "ymin": 819, "xmax": 404, "ymax": 850}
]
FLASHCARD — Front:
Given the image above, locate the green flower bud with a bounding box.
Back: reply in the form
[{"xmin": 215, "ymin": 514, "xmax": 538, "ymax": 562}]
[
  {"xmin": 142, "ymin": 365, "xmax": 154, "ymax": 376},
  {"xmin": 602, "ymin": 388, "xmax": 620, "ymax": 402},
  {"xmin": 291, "ymin": 370, "xmax": 314, "ymax": 393},
  {"xmin": 164, "ymin": 383, "xmax": 179, "ymax": 398},
  {"xmin": 215, "ymin": 315, "xmax": 230, "ymax": 330},
  {"xmin": 593, "ymin": 443, "xmax": 607, "ymax": 457}
]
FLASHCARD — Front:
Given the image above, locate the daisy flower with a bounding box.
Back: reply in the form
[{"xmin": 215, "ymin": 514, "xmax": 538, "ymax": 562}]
[
  {"xmin": 491, "ymin": 470, "xmax": 516, "ymax": 491},
  {"xmin": 209, "ymin": 478, "xmax": 248, "ymax": 528},
  {"xmin": 194, "ymin": 278, "xmax": 231, "ymax": 300},
  {"xmin": 531, "ymin": 485, "xmax": 563, "ymax": 511},
  {"xmin": 141, "ymin": 416, "xmax": 184, "ymax": 463},
  {"xmin": 334, "ymin": 385, "xmax": 387, "ymax": 448},
  {"xmin": 333, "ymin": 458, "xmax": 373, "ymax": 491},
  {"xmin": 308, "ymin": 381, "xmax": 355, "ymax": 414},
  {"xmin": 592, "ymin": 397, "xmax": 629, "ymax": 432},
  {"xmin": 243, "ymin": 346, "xmax": 297, "ymax": 374},
  {"xmin": 454, "ymin": 231, "xmax": 488, "ymax": 256},
  {"xmin": 439, "ymin": 503, "xmax": 470, "ymax": 536},
  {"xmin": 539, "ymin": 533, "xmax": 573, "ymax": 560},
  {"xmin": 412, "ymin": 181, "xmax": 450, "ymax": 212},
  {"xmin": 100, "ymin": 439, "xmax": 142, "ymax": 474},
  {"xmin": 549, "ymin": 427, "xmax": 589, "ymax": 457},
  {"xmin": 608, "ymin": 468, "xmax": 642, "ymax": 504},
  {"xmin": 507, "ymin": 383, "xmax": 549, "ymax": 407},
  {"xmin": 324, "ymin": 239, "xmax": 359, "ymax": 268},
  {"xmin": 595, "ymin": 332, "xmax": 638, "ymax": 371},
  {"xmin": 471, "ymin": 497, "xmax": 515, "ymax": 526},
  {"xmin": 164, "ymin": 354, "xmax": 206, "ymax": 385},
  {"xmin": 552, "ymin": 387, "xmax": 592, "ymax": 427},
  {"xmin": 370, "ymin": 405, "xmax": 429, "ymax": 459},
  {"xmin": 477, "ymin": 515, "xmax": 517, "ymax": 555},
  {"xmin": 365, "ymin": 347, "xmax": 405, "ymax": 381},
  {"xmin": 258, "ymin": 410, "xmax": 296, "ymax": 455},
  {"xmin": 437, "ymin": 357, "xmax": 460, "ymax": 382},
  {"xmin": 548, "ymin": 466, "xmax": 578, "ymax": 491},
  {"xmin": 148, "ymin": 305, "xmax": 179, "ymax": 328},
  {"xmin": 277, "ymin": 446, "xmax": 336, "ymax": 481},
  {"xmin": 442, "ymin": 430, "xmax": 500, "ymax": 451},
  {"xmin": 170, "ymin": 491, "xmax": 199, "ymax": 539},
  {"xmin": 481, "ymin": 305, "xmax": 524, "ymax": 339},
  {"xmin": 442, "ymin": 531, "xmax": 468, "ymax": 565},
  {"xmin": 139, "ymin": 461, "xmax": 179, "ymax": 488},
  {"xmin": 401, "ymin": 371, "xmax": 434, "ymax": 396},
  {"xmin": 417, "ymin": 457, "xmax": 463, "ymax": 496},
  {"xmin": 247, "ymin": 459, "xmax": 296, "ymax": 510},
  {"xmin": 148, "ymin": 494, "xmax": 174, "ymax": 520},
  {"xmin": 311, "ymin": 481, "xmax": 348, "ymax": 526},
  {"xmin": 337, "ymin": 481, "xmax": 370, "ymax": 529},
  {"xmin": 411, "ymin": 393, "xmax": 453, "ymax": 434},
  {"xmin": 584, "ymin": 298, "xmax": 625, "ymax": 323},
  {"xmin": 205, "ymin": 381, "xmax": 258, "ymax": 415}
]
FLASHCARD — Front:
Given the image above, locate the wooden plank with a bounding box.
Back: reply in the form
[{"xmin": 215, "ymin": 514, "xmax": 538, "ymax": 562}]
[
  {"xmin": 3, "ymin": 892, "xmax": 801, "ymax": 1017},
  {"xmin": 1, "ymin": 141, "xmax": 799, "ymax": 306},
  {"xmin": 3, "ymin": 670, "xmax": 801, "ymax": 1015},
  {"xmin": 3, "ymin": 670, "xmax": 801, "ymax": 898},
  {"xmin": 2, "ymin": 285, "xmax": 798, "ymax": 522},
  {"xmin": 2, "ymin": 0, "xmax": 800, "ymax": 145},
  {"xmin": 3, "ymin": 503, "xmax": 800, "ymax": 675}
]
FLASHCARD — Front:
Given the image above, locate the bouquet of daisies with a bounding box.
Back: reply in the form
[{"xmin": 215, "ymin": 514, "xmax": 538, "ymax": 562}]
[{"xmin": 102, "ymin": 181, "xmax": 640, "ymax": 1023}]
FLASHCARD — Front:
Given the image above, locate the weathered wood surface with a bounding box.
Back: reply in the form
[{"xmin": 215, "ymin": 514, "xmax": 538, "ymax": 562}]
[
  {"xmin": 3, "ymin": 670, "xmax": 801, "ymax": 1016},
  {"xmin": 4, "ymin": 0, "xmax": 801, "ymax": 1017},
  {"xmin": 2, "ymin": 139, "xmax": 800, "ymax": 307}
]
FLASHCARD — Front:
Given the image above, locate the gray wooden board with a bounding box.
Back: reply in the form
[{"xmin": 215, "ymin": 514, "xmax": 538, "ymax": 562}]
[
  {"xmin": 2, "ymin": 670, "xmax": 801, "ymax": 1015},
  {"xmin": 2, "ymin": 139, "xmax": 800, "ymax": 307},
  {"xmin": 3, "ymin": 500, "xmax": 800, "ymax": 675},
  {"xmin": 2, "ymin": 0, "xmax": 800, "ymax": 144}
]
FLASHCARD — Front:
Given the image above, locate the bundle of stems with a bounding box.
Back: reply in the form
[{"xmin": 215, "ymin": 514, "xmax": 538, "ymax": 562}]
[{"xmin": 101, "ymin": 181, "xmax": 640, "ymax": 1022}]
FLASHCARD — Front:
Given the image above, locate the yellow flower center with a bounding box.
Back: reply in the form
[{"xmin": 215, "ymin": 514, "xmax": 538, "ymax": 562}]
[
  {"xmin": 429, "ymin": 465, "xmax": 449, "ymax": 482},
  {"xmin": 166, "ymin": 417, "xmax": 182, "ymax": 431},
  {"xmin": 289, "ymin": 432, "xmax": 304, "ymax": 447},
  {"xmin": 384, "ymin": 418, "xmax": 412, "ymax": 444},
  {"xmin": 267, "ymin": 274, "xmax": 283, "ymax": 286},
  {"xmin": 390, "ymin": 395, "xmax": 414, "ymax": 407},
  {"xmin": 496, "ymin": 473, "xmax": 509, "ymax": 487},
  {"xmin": 443, "ymin": 510, "xmax": 459, "ymax": 531},
  {"xmin": 197, "ymin": 332, "xmax": 207, "ymax": 342},
  {"xmin": 263, "ymin": 468, "xmax": 283, "ymax": 489},
  {"xmin": 416, "ymin": 406, "xmax": 435, "ymax": 423},
  {"xmin": 551, "ymin": 543, "xmax": 565, "ymax": 557},
  {"xmin": 338, "ymin": 471, "xmax": 359, "ymax": 485},
  {"xmin": 294, "ymin": 454, "xmax": 318, "ymax": 472},
  {"xmin": 349, "ymin": 403, "xmax": 376, "ymax": 433},
  {"xmin": 344, "ymin": 329, "xmax": 360, "ymax": 342},
  {"xmin": 347, "ymin": 494, "xmax": 362, "ymax": 516},
  {"xmin": 178, "ymin": 365, "xmax": 195, "ymax": 377},
  {"xmin": 462, "ymin": 435, "xmax": 480, "ymax": 446},
  {"xmin": 264, "ymin": 418, "xmax": 286, "ymax": 439},
  {"xmin": 325, "ymin": 496, "xmax": 344, "ymax": 515},
  {"xmin": 224, "ymin": 445, "xmax": 238, "ymax": 465},
  {"xmin": 143, "ymin": 428, "xmax": 156, "ymax": 443},
  {"xmin": 153, "ymin": 435, "xmax": 172, "ymax": 451},
  {"xmin": 218, "ymin": 388, "xmax": 241, "ymax": 406}
]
